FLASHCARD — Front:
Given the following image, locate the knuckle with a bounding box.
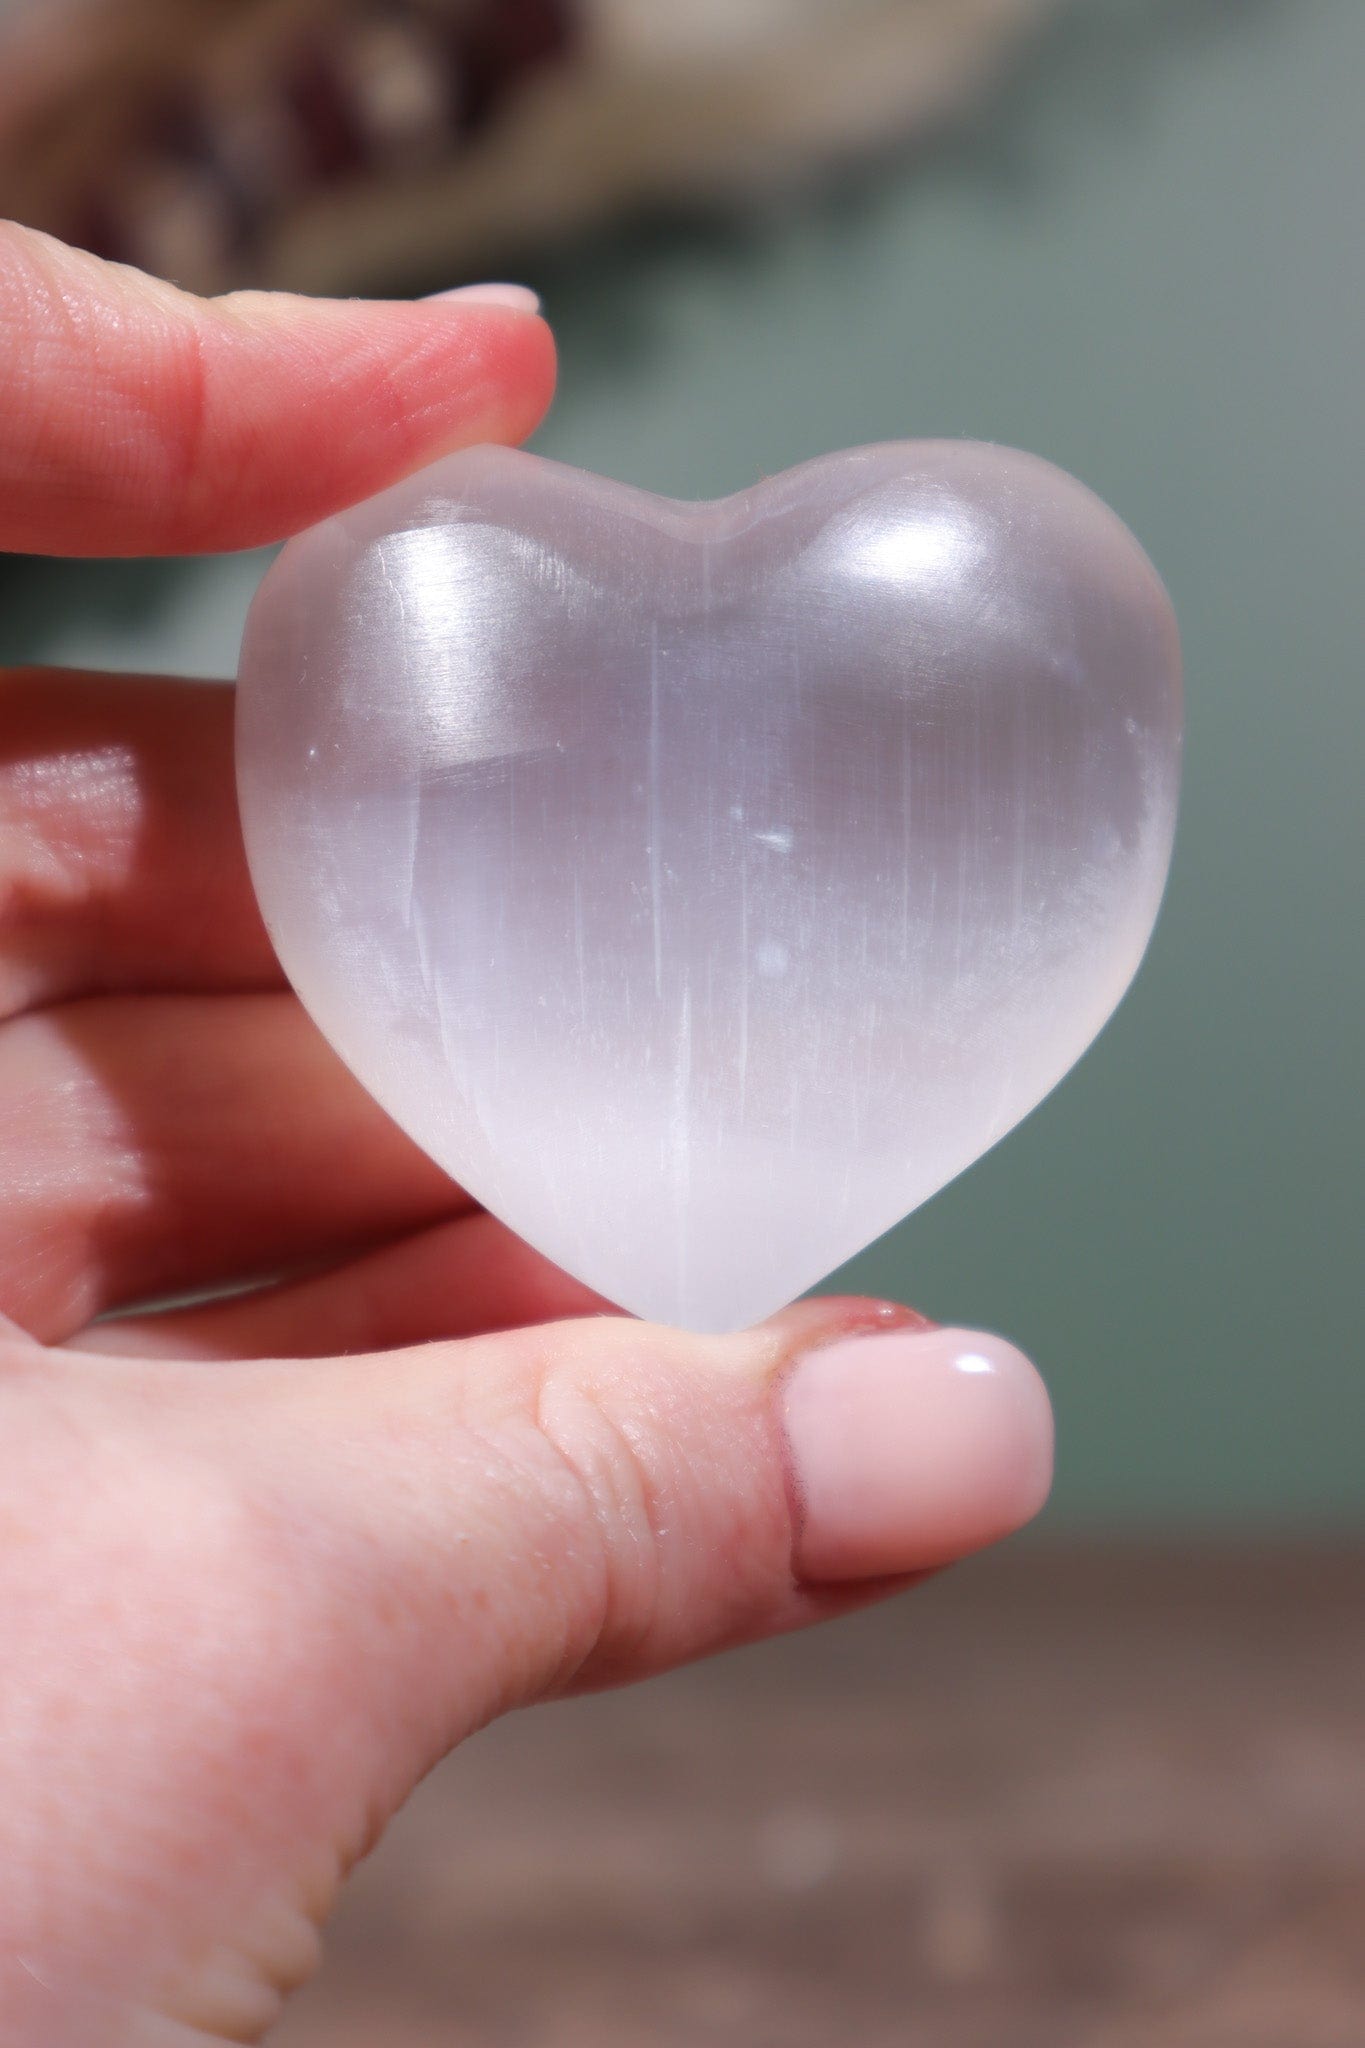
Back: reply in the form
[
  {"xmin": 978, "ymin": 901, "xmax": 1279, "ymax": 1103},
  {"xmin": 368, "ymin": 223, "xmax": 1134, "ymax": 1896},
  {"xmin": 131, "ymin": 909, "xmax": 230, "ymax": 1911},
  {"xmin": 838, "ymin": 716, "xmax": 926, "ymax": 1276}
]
[{"xmin": 520, "ymin": 1319, "xmax": 792, "ymax": 1684}]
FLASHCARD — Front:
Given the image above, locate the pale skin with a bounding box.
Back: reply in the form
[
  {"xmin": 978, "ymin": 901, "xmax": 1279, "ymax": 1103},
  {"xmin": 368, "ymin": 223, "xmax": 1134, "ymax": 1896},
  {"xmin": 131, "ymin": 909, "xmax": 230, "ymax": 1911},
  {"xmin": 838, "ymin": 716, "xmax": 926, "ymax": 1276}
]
[{"xmin": 0, "ymin": 221, "xmax": 1055, "ymax": 2046}]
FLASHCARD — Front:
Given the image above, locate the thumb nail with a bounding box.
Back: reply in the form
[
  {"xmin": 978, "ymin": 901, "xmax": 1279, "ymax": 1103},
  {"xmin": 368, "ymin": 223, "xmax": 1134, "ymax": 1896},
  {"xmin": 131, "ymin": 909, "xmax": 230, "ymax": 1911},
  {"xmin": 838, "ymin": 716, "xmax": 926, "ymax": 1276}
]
[{"xmin": 781, "ymin": 1326, "xmax": 1054, "ymax": 1582}]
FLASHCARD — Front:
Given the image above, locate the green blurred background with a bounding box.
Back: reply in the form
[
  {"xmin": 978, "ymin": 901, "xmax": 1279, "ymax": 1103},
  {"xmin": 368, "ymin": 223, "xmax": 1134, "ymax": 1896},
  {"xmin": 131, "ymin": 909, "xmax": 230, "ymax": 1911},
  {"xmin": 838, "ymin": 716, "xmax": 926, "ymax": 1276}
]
[{"xmin": 4, "ymin": 0, "xmax": 1361, "ymax": 1526}]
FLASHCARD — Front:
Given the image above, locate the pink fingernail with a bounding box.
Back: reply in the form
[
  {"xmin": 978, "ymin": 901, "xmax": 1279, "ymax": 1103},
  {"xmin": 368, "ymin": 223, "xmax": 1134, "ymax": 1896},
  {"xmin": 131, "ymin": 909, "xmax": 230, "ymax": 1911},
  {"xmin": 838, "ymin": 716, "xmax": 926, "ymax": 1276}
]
[
  {"xmin": 782, "ymin": 1326, "xmax": 1054, "ymax": 1582},
  {"xmin": 424, "ymin": 283, "xmax": 541, "ymax": 312}
]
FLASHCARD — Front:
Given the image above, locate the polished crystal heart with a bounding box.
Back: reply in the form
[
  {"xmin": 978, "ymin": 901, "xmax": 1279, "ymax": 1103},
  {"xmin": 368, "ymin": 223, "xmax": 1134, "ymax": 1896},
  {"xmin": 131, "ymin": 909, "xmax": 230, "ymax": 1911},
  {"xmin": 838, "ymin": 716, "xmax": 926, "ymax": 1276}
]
[{"xmin": 236, "ymin": 442, "xmax": 1181, "ymax": 1332}]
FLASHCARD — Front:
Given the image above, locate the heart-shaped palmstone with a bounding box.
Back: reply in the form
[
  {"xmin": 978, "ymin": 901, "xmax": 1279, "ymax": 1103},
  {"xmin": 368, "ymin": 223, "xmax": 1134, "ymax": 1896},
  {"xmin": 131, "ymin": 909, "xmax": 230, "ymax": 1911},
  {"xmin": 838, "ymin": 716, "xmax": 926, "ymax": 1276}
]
[{"xmin": 237, "ymin": 441, "xmax": 1181, "ymax": 1332}]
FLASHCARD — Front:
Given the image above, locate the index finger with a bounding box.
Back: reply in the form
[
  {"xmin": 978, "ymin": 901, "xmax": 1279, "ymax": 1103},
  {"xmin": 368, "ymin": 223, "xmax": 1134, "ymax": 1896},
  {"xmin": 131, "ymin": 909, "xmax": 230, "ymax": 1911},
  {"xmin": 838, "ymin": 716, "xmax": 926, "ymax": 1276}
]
[{"xmin": 0, "ymin": 221, "xmax": 555, "ymax": 556}]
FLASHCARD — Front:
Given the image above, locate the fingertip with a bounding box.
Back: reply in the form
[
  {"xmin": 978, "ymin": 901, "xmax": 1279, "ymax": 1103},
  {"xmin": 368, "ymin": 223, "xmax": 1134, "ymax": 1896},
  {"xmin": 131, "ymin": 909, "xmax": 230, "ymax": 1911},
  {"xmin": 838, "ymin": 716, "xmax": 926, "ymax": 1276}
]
[
  {"xmin": 425, "ymin": 292, "xmax": 557, "ymax": 425},
  {"xmin": 202, "ymin": 290, "xmax": 559, "ymax": 548},
  {"xmin": 782, "ymin": 1325, "xmax": 1054, "ymax": 1582}
]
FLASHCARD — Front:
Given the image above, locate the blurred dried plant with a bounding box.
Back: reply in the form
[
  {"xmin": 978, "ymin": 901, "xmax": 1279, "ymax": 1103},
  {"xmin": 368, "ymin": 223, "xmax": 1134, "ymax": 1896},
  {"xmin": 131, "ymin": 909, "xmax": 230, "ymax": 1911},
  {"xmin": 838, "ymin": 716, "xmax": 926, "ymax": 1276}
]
[{"xmin": 0, "ymin": 0, "xmax": 1063, "ymax": 294}]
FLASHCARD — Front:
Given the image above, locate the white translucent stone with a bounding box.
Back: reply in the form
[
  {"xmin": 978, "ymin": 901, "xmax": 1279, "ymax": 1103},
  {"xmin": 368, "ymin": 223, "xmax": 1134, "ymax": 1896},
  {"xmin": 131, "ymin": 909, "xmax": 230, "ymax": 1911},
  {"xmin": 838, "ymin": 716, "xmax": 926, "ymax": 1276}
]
[{"xmin": 236, "ymin": 442, "xmax": 1182, "ymax": 1332}]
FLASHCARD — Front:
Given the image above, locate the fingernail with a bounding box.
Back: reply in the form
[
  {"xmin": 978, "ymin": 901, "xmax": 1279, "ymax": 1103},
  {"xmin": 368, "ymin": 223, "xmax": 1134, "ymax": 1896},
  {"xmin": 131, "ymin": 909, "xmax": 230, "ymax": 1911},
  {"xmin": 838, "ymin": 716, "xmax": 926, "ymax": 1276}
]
[
  {"xmin": 423, "ymin": 283, "xmax": 541, "ymax": 312},
  {"xmin": 781, "ymin": 1327, "xmax": 1054, "ymax": 1582}
]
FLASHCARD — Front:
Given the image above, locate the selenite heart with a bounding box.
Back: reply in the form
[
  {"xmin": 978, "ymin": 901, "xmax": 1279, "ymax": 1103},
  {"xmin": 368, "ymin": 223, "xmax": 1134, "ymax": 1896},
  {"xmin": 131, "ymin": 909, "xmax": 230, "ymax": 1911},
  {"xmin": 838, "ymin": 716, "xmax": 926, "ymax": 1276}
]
[{"xmin": 236, "ymin": 441, "xmax": 1181, "ymax": 1332}]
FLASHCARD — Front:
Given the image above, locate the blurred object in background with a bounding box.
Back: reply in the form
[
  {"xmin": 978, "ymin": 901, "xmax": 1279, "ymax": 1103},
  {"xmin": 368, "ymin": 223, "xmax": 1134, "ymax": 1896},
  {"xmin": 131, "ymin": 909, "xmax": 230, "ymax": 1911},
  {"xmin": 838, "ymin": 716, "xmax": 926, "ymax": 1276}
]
[
  {"xmin": 274, "ymin": 1548, "xmax": 1365, "ymax": 2046},
  {"xmin": 0, "ymin": 0, "xmax": 1062, "ymax": 294}
]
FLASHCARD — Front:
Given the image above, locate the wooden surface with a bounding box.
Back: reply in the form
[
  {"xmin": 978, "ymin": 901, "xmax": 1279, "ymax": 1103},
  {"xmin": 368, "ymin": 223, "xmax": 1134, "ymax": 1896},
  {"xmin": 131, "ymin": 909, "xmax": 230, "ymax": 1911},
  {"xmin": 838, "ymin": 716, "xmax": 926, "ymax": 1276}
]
[{"xmin": 275, "ymin": 1546, "xmax": 1365, "ymax": 2046}]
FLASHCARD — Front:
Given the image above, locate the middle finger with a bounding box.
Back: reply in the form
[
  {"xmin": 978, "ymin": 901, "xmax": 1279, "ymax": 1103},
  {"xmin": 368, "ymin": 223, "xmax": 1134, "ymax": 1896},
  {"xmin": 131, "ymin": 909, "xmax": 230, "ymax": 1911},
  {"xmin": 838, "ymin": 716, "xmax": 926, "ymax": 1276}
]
[{"xmin": 0, "ymin": 989, "xmax": 467, "ymax": 1340}]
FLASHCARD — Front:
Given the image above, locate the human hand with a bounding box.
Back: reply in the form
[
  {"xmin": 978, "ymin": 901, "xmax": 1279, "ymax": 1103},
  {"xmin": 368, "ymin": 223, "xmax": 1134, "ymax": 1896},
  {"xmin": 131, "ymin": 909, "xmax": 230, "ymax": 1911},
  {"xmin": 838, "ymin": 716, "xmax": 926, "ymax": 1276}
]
[{"xmin": 0, "ymin": 222, "xmax": 1054, "ymax": 2045}]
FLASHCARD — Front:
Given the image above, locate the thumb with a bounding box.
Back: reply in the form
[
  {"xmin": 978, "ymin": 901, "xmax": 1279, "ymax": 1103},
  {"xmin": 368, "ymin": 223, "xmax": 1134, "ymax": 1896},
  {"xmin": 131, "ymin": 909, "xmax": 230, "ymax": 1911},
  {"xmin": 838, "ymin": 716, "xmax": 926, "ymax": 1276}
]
[
  {"xmin": 237, "ymin": 1297, "xmax": 1053, "ymax": 1769},
  {"xmin": 15, "ymin": 1302, "xmax": 1051, "ymax": 2039}
]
